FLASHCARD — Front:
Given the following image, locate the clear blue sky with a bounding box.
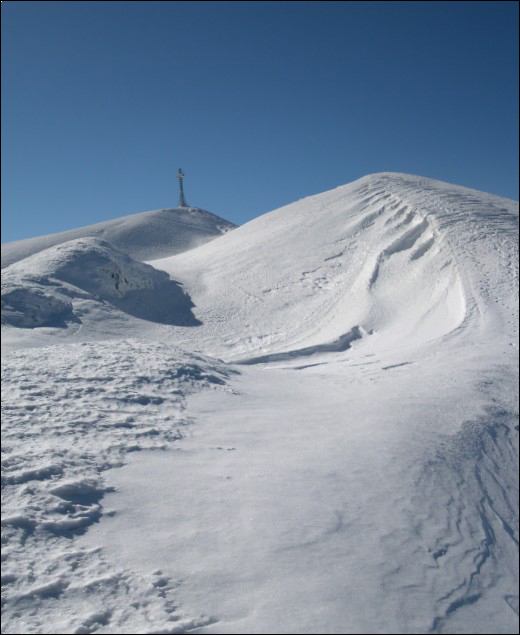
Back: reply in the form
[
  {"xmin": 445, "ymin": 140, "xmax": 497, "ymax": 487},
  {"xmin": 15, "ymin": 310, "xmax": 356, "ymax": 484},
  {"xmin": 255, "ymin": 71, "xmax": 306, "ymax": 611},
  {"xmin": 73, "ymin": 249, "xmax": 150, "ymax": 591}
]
[{"xmin": 2, "ymin": 1, "xmax": 518, "ymax": 242}]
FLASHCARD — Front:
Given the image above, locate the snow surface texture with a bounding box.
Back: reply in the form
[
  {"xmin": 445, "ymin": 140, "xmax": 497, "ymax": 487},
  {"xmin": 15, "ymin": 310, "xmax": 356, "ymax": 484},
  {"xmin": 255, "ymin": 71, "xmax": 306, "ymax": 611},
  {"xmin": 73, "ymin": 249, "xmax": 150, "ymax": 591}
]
[
  {"xmin": 1, "ymin": 173, "xmax": 518, "ymax": 634},
  {"xmin": 1, "ymin": 206, "xmax": 236, "ymax": 269},
  {"xmin": 2, "ymin": 341, "xmax": 236, "ymax": 634},
  {"xmin": 1, "ymin": 237, "xmax": 201, "ymax": 329}
]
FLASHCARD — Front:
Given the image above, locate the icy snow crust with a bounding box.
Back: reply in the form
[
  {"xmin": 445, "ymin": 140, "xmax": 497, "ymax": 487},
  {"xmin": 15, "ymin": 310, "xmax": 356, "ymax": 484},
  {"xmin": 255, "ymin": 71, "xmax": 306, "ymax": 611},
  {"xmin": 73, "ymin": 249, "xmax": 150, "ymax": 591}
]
[
  {"xmin": 2, "ymin": 341, "xmax": 235, "ymax": 634},
  {"xmin": 1, "ymin": 173, "xmax": 518, "ymax": 634}
]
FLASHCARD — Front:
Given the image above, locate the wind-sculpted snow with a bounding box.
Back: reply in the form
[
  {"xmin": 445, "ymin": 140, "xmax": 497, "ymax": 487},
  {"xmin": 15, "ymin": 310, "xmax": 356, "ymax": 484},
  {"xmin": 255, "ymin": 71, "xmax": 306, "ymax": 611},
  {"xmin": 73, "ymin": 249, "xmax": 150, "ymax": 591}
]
[
  {"xmin": 86, "ymin": 355, "xmax": 518, "ymax": 634},
  {"xmin": 1, "ymin": 206, "xmax": 236, "ymax": 269},
  {"xmin": 1, "ymin": 237, "xmax": 201, "ymax": 328},
  {"xmin": 1, "ymin": 173, "xmax": 518, "ymax": 634},
  {"xmin": 422, "ymin": 406, "xmax": 519, "ymax": 633},
  {"xmin": 237, "ymin": 325, "xmax": 365, "ymax": 364},
  {"xmin": 154, "ymin": 172, "xmax": 515, "ymax": 360},
  {"xmin": 1, "ymin": 340, "xmax": 236, "ymax": 634}
]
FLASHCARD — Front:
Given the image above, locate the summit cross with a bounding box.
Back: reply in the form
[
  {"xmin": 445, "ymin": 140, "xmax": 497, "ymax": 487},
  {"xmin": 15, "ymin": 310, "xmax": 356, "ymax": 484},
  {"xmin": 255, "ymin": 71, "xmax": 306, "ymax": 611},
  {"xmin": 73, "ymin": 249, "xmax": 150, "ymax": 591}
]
[{"xmin": 177, "ymin": 168, "xmax": 188, "ymax": 207}]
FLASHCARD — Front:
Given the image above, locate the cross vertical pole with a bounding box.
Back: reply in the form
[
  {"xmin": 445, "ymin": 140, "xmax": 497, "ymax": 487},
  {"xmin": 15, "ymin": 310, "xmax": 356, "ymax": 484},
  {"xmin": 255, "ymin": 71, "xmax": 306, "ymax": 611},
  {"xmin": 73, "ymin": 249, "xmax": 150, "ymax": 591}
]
[{"xmin": 177, "ymin": 168, "xmax": 188, "ymax": 207}]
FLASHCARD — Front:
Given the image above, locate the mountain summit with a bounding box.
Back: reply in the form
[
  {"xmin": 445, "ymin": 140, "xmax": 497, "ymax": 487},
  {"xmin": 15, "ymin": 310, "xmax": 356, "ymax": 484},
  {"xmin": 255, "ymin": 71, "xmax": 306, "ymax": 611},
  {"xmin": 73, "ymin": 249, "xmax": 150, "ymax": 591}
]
[{"xmin": 1, "ymin": 205, "xmax": 236, "ymax": 269}]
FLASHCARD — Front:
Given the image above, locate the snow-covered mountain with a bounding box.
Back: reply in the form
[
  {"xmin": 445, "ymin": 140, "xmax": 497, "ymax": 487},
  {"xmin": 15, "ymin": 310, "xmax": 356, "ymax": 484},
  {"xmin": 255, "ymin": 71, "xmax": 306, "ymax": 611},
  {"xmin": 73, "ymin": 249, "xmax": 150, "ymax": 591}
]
[
  {"xmin": 1, "ymin": 205, "xmax": 236, "ymax": 269},
  {"xmin": 153, "ymin": 172, "xmax": 517, "ymax": 360},
  {"xmin": 1, "ymin": 174, "xmax": 518, "ymax": 635},
  {"xmin": 2, "ymin": 237, "xmax": 201, "ymax": 329}
]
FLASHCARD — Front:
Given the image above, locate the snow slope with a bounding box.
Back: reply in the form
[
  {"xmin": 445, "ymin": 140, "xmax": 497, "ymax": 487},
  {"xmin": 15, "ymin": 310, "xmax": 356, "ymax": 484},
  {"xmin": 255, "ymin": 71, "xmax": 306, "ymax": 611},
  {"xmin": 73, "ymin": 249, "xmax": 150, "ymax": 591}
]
[
  {"xmin": 1, "ymin": 237, "xmax": 200, "ymax": 329},
  {"xmin": 1, "ymin": 206, "xmax": 236, "ymax": 269},
  {"xmin": 152, "ymin": 173, "xmax": 517, "ymax": 361},
  {"xmin": 1, "ymin": 173, "xmax": 518, "ymax": 634}
]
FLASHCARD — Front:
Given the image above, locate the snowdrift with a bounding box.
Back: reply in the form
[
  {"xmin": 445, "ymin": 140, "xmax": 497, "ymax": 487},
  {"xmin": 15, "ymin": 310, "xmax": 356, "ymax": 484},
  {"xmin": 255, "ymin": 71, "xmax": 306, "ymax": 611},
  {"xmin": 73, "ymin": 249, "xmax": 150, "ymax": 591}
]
[
  {"xmin": 1, "ymin": 206, "xmax": 236, "ymax": 269},
  {"xmin": 1, "ymin": 237, "xmax": 200, "ymax": 327}
]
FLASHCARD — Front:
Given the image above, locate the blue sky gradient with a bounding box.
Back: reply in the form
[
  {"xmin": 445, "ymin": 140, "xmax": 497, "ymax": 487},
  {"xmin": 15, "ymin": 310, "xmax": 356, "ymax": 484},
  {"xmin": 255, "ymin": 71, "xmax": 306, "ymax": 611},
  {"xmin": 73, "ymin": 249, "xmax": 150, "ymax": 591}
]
[{"xmin": 2, "ymin": 1, "xmax": 518, "ymax": 242}]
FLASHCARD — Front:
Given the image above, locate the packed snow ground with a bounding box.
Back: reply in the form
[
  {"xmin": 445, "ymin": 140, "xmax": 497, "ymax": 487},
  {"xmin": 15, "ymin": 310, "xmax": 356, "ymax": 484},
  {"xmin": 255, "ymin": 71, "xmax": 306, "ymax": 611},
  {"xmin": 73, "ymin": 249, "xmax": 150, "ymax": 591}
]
[{"xmin": 1, "ymin": 173, "xmax": 518, "ymax": 634}]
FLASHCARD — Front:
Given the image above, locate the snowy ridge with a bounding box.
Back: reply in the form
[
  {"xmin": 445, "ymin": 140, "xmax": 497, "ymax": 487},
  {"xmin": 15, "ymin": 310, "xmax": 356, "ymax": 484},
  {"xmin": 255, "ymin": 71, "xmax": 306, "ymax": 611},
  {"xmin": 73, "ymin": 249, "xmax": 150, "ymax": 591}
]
[
  {"xmin": 1, "ymin": 206, "xmax": 236, "ymax": 269},
  {"xmin": 1, "ymin": 173, "xmax": 518, "ymax": 634},
  {"xmin": 153, "ymin": 173, "xmax": 517, "ymax": 361}
]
